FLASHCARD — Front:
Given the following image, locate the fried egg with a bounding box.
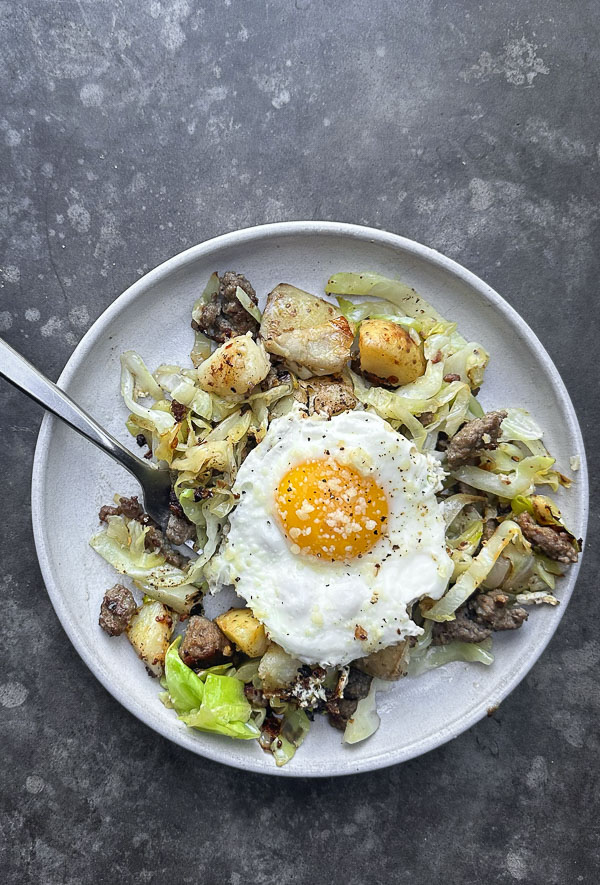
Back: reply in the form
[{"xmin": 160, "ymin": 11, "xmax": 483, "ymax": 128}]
[{"xmin": 207, "ymin": 409, "xmax": 453, "ymax": 667}]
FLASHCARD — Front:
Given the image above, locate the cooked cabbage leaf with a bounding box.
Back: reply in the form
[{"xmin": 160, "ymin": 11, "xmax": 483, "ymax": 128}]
[
  {"xmin": 235, "ymin": 285, "xmax": 262, "ymax": 323},
  {"xmin": 335, "ymin": 296, "xmax": 423, "ymax": 332},
  {"xmin": 153, "ymin": 365, "xmax": 214, "ymax": 421},
  {"xmin": 424, "ymin": 520, "xmax": 522, "ymax": 621},
  {"xmin": 164, "ymin": 637, "xmax": 205, "ymax": 713},
  {"xmin": 120, "ymin": 351, "xmax": 176, "ymax": 437},
  {"xmin": 500, "ymin": 408, "xmax": 544, "ymax": 444},
  {"xmin": 450, "ymin": 456, "xmax": 556, "ymax": 499},
  {"xmin": 180, "ymin": 673, "xmax": 259, "ymax": 740},
  {"xmin": 165, "ymin": 638, "xmax": 258, "ymax": 739},
  {"xmin": 325, "ymin": 273, "xmax": 446, "ymax": 332},
  {"xmin": 442, "ymin": 493, "xmax": 485, "ymax": 528},
  {"xmin": 268, "ymin": 705, "xmax": 312, "ymax": 766},
  {"xmin": 408, "ymin": 639, "xmax": 494, "ymax": 676},
  {"xmin": 90, "ymin": 515, "xmax": 201, "ymax": 613},
  {"xmin": 342, "ymin": 678, "xmax": 381, "ymax": 745}
]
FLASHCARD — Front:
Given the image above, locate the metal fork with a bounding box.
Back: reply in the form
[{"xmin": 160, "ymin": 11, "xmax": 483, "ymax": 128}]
[{"xmin": 0, "ymin": 338, "xmax": 174, "ymax": 530}]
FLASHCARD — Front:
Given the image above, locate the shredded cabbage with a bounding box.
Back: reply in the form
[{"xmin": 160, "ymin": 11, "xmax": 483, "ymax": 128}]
[
  {"xmin": 443, "ymin": 341, "xmax": 489, "ymax": 389},
  {"xmin": 468, "ymin": 395, "xmax": 484, "ymax": 419},
  {"xmin": 171, "ymin": 440, "xmax": 234, "ymax": 476},
  {"xmin": 492, "ymin": 542, "xmax": 536, "ymax": 593},
  {"xmin": 424, "ymin": 520, "xmax": 522, "ymax": 621},
  {"xmin": 325, "ymin": 272, "xmax": 402, "ymax": 297},
  {"xmin": 342, "ymin": 678, "xmax": 381, "ymax": 744},
  {"xmin": 120, "ymin": 351, "xmax": 176, "ymax": 436},
  {"xmin": 233, "ymin": 659, "xmax": 262, "ymax": 683},
  {"xmin": 442, "ymin": 493, "xmax": 485, "ymax": 528},
  {"xmin": 189, "ymin": 272, "xmax": 219, "ymax": 366},
  {"xmin": 409, "ymin": 639, "xmax": 494, "ymax": 676},
  {"xmin": 335, "ymin": 296, "xmax": 423, "ymax": 332},
  {"xmin": 500, "ymin": 408, "xmax": 544, "ymax": 444},
  {"xmin": 183, "ymin": 500, "xmax": 229, "ymax": 583},
  {"xmin": 391, "ymin": 360, "xmax": 446, "ymax": 401},
  {"xmin": 326, "ymin": 274, "xmax": 445, "ymax": 330},
  {"xmin": 90, "ymin": 525, "xmax": 171, "ymax": 586},
  {"xmin": 164, "ymin": 637, "xmax": 205, "ymax": 713},
  {"xmin": 206, "ymin": 410, "xmax": 252, "ymax": 444},
  {"xmin": 407, "ymin": 622, "xmax": 494, "ymax": 676},
  {"xmin": 90, "ymin": 515, "xmax": 202, "ymax": 613},
  {"xmin": 448, "ymin": 518, "xmax": 484, "ymax": 556},
  {"xmin": 153, "ymin": 365, "xmax": 214, "ymax": 421},
  {"xmin": 191, "ymin": 272, "xmax": 219, "ymax": 324},
  {"xmin": 268, "ymin": 705, "xmax": 312, "ymax": 766},
  {"xmin": 422, "ymin": 322, "xmax": 462, "ymax": 358},
  {"xmin": 350, "ymin": 368, "xmax": 474, "ymax": 450},
  {"xmin": 512, "ymin": 493, "xmax": 573, "ymax": 532},
  {"xmin": 451, "ymin": 456, "xmax": 557, "ymax": 499},
  {"xmin": 235, "ymin": 286, "xmax": 262, "ymax": 323},
  {"xmin": 190, "ymin": 330, "xmax": 212, "ymax": 367},
  {"xmin": 444, "ymin": 383, "xmax": 473, "ymax": 436}
]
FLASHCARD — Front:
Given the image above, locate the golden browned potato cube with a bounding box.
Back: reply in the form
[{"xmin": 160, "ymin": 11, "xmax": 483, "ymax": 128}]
[
  {"xmin": 196, "ymin": 333, "xmax": 271, "ymax": 397},
  {"xmin": 358, "ymin": 319, "xmax": 426, "ymax": 387},
  {"xmin": 259, "ymin": 284, "xmax": 354, "ymax": 378},
  {"xmin": 356, "ymin": 640, "xmax": 410, "ymax": 680},
  {"xmin": 215, "ymin": 608, "xmax": 269, "ymax": 658},
  {"xmin": 127, "ymin": 600, "xmax": 175, "ymax": 677},
  {"xmin": 258, "ymin": 642, "xmax": 302, "ymax": 692}
]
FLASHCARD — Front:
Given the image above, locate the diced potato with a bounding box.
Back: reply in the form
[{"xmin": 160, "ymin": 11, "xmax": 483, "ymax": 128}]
[
  {"xmin": 260, "ymin": 284, "xmax": 354, "ymax": 378},
  {"xmin": 356, "ymin": 640, "xmax": 410, "ymax": 681},
  {"xmin": 215, "ymin": 608, "xmax": 268, "ymax": 658},
  {"xmin": 358, "ymin": 319, "xmax": 426, "ymax": 387},
  {"xmin": 127, "ymin": 600, "xmax": 175, "ymax": 677},
  {"xmin": 196, "ymin": 333, "xmax": 271, "ymax": 397},
  {"xmin": 258, "ymin": 642, "xmax": 302, "ymax": 692}
]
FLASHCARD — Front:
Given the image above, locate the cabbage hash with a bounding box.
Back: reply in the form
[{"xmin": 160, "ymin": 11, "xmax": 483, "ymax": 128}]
[{"xmin": 92, "ymin": 271, "xmax": 581, "ymax": 766}]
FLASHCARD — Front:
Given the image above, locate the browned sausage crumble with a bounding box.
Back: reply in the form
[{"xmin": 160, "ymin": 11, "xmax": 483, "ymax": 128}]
[
  {"xmin": 99, "ymin": 584, "xmax": 137, "ymax": 636},
  {"xmin": 326, "ymin": 667, "xmax": 373, "ymax": 730},
  {"xmin": 179, "ymin": 615, "xmax": 233, "ymax": 668},
  {"xmin": 191, "ymin": 271, "xmax": 260, "ymax": 343},
  {"xmin": 516, "ymin": 512, "xmax": 578, "ymax": 563},
  {"xmin": 445, "ymin": 410, "xmax": 508, "ymax": 470},
  {"xmin": 433, "ymin": 590, "xmax": 528, "ymax": 645}
]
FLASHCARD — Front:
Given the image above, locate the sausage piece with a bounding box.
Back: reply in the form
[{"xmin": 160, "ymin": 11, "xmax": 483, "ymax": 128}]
[
  {"xmin": 516, "ymin": 512, "xmax": 578, "ymax": 563},
  {"xmin": 179, "ymin": 616, "xmax": 233, "ymax": 668},
  {"xmin": 192, "ymin": 271, "xmax": 260, "ymax": 343},
  {"xmin": 471, "ymin": 589, "xmax": 528, "ymax": 631},
  {"xmin": 99, "ymin": 584, "xmax": 137, "ymax": 636},
  {"xmin": 165, "ymin": 514, "xmax": 196, "ymax": 547},
  {"xmin": 432, "ymin": 606, "xmax": 492, "ymax": 645},
  {"xmin": 304, "ymin": 375, "xmax": 357, "ymax": 418},
  {"xmin": 432, "ymin": 589, "xmax": 528, "ymax": 644},
  {"xmin": 326, "ymin": 667, "xmax": 373, "ymax": 730},
  {"xmin": 446, "ymin": 410, "xmax": 507, "ymax": 470},
  {"xmin": 99, "ymin": 495, "xmax": 144, "ymax": 523}
]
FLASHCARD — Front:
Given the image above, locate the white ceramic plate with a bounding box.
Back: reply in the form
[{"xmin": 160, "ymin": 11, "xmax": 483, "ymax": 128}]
[{"xmin": 32, "ymin": 222, "xmax": 588, "ymax": 777}]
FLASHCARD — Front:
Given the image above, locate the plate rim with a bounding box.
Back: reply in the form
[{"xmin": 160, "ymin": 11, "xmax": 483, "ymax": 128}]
[{"xmin": 31, "ymin": 220, "xmax": 589, "ymax": 777}]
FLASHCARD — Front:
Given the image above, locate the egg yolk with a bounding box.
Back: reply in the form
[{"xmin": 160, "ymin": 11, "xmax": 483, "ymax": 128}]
[{"xmin": 275, "ymin": 458, "xmax": 389, "ymax": 561}]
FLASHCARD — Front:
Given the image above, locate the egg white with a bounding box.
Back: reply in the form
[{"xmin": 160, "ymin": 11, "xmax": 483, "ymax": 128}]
[{"xmin": 207, "ymin": 409, "xmax": 453, "ymax": 667}]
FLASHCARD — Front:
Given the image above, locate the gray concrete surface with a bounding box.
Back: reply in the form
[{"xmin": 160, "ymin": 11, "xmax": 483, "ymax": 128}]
[{"xmin": 1, "ymin": 1, "xmax": 599, "ymax": 882}]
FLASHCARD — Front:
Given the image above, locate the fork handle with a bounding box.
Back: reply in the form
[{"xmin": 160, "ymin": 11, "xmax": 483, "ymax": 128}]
[{"xmin": 0, "ymin": 337, "xmax": 153, "ymax": 480}]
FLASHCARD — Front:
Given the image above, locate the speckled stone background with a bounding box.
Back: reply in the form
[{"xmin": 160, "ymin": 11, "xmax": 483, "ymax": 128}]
[{"xmin": 1, "ymin": 1, "xmax": 599, "ymax": 882}]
